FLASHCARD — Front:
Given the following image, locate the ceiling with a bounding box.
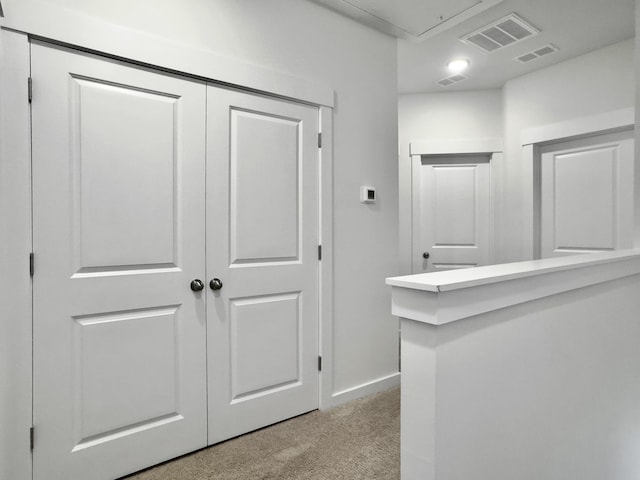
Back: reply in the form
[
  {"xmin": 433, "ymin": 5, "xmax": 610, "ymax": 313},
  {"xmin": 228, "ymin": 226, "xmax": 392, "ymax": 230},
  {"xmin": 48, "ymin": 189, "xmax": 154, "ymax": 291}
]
[{"xmin": 309, "ymin": 0, "xmax": 635, "ymax": 94}]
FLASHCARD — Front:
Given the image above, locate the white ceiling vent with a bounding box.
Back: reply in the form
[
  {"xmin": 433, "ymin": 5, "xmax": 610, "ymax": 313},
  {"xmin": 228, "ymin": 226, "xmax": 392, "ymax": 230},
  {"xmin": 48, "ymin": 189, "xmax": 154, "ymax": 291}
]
[
  {"xmin": 461, "ymin": 13, "xmax": 539, "ymax": 53},
  {"xmin": 437, "ymin": 74, "xmax": 469, "ymax": 88},
  {"xmin": 516, "ymin": 44, "xmax": 559, "ymax": 63}
]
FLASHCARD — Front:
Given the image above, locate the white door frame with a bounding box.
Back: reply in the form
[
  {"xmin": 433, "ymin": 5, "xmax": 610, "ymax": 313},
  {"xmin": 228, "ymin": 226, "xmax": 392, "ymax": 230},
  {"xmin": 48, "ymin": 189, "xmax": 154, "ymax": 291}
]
[
  {"xmin": 0, "ymin": 29, "xmax": 33, "ymax": 480},
  {"xmin": 0, "ymin": 29, "xmax": 335, "ymax": 480},
  {"xmin": 409, "ymin": 138, "xmax": 503, "ymax": 273},
  {"xmin": 520, "ymin": 107, "xmax": 635, "ymax": 259}
]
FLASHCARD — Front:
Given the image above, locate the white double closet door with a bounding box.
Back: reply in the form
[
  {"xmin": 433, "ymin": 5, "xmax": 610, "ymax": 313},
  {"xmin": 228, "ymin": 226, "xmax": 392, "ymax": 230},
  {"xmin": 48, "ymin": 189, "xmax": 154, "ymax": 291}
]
[{"xmin": 31, "ymin": 42, "xmax": 320, "ymax": 480}]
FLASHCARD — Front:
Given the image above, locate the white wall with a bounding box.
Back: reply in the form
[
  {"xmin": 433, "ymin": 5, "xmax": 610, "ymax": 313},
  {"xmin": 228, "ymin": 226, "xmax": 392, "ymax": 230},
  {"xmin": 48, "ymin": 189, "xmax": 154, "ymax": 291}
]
[
  {"xmin": 397, "ymin": 90, "xmax": 503, "ymax": 273},
  {"xmin": 502, "ymin": 39, "xmax": 635, "ymax": 261},
  {"xmin": 0, "ymin": 1, "xmax": 399, "ymax": 477}
]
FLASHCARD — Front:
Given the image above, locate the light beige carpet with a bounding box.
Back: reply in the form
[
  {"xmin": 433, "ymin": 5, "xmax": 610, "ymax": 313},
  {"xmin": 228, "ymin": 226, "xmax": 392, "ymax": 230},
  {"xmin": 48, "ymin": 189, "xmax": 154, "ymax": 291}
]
[{"xmin": 124, "ymin": 387, "xmax": 400, "ymax": 480}]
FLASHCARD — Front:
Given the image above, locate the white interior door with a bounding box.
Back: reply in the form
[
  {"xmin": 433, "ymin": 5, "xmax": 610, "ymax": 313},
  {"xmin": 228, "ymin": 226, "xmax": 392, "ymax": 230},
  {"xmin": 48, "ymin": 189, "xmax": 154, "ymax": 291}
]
[
  {"xmin": 31, "ymin": 43, "xmax": 207, "ymax": 480},
  {"xmin": 413, "ymin": 155, "xmax": 491, "ymax": 272},
  {"xmin": 206, "ymin": 87, "xmax": 320, "ymax": 444},
  {"xmin": 540, "ymin": 130, "xmax": 634, "ymax": 258}
]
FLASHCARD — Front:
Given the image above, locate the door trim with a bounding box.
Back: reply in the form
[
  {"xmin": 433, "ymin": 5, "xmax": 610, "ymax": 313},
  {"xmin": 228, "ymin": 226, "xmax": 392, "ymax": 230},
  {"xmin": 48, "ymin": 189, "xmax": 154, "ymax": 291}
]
[
  {"xmin": 520, "ymin": 108, "xmax": 635, "ymax": 259},
  {"xmin": 318, "ymin": 106, "xmax": 334, "ymax": 410},
  {"xmin": 1, "ymin": 1, "xmax": 334, "ymax": 108},
  {"xmin": 0, "ymin": 29, "xmax": 33, "ymax": 480},
  {"xmin": 0, "ymin": 33, "xmax": 335, "ymax": 478},
  {"xmin": 521, "ymin": 108, "xmax": 634, "ymax": 146},
  {"xmin": 410, "ymin": 137, "xmax": 503, "ymax": 156},
  {"xmin": 409, "ymin": 137, "xmax": 502, "ymax": 274}
]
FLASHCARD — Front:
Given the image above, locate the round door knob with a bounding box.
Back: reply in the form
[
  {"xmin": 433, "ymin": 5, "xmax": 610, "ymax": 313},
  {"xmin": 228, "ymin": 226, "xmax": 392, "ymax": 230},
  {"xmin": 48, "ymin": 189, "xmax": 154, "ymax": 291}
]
[
  {"xmin": 422, "ymin": 252, "xmax": 430, "ymax": 259},
  {"xmin": 209, "ymin": 278, "xmax": 223, "ymax": 291},
  {"xmin": 190, "ymin": 279, "xmax": 205, "ymax": 292}
]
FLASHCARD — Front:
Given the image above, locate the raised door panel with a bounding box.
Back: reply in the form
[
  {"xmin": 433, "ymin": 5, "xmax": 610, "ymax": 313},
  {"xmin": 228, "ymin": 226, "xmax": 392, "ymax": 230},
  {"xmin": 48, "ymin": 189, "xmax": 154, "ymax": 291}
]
[
  {"xmin": 540, "ymin": 130, "xmax": 634, "ymax": 258},
  {"xmin": 32, "ymin": 43, "xmax": 207, "ymax": 480},
  {"xmin": 230, "ymin": 109, "xmax": 300, "ymax": 264},
  {"xmin": 432, "ymin": 166, "xmax": 477, "ymax": 246},
  {"xmin": 206, "ymin": 87, "xmax": 319, "ymax": 445},
  {"xmin": 72, "ymin": 77, "xmax": 178, "ymax": 269},
  {"xmin": 553, "ymin": 148, "xmax": 615, "ymax": 250},
  {"xmin": 230, "ymin": 293, "xmax": 301, "ymax": 400},
  {"xmin": 73, "ymin": 308, "xmax": 180, "ymax": 446}
]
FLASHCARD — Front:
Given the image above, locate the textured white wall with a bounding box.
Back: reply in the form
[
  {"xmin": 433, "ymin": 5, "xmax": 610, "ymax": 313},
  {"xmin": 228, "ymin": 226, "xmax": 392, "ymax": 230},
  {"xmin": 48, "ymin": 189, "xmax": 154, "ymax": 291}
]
[{"xmin": 397, "ymin": 90, "xmax": 503, "ymax": 272}]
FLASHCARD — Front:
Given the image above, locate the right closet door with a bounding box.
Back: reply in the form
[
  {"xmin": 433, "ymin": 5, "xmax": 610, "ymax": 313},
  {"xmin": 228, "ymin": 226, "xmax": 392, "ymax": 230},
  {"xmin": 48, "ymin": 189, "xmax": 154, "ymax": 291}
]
[{"xmin": 206, "ymin": 87, "xmax": 320, "ymax": 444}]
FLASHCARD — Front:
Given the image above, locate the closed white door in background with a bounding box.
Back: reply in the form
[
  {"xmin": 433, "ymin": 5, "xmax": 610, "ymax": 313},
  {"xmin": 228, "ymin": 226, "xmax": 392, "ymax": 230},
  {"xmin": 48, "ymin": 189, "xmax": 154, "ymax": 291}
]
[
  {"xmin": 414, "ymin": 156, "xmax": 491, "ymax": 272},
  {"xmin": 540, "ymin": 130, "xmax": 634, "ymax": 258},
  {"xmin": 31, "ymin": 43, "xmax": 208, "ymax": 480},
  {"xmin": 206, "ymin": 88, "xmax": 320, "ymax": 444}
]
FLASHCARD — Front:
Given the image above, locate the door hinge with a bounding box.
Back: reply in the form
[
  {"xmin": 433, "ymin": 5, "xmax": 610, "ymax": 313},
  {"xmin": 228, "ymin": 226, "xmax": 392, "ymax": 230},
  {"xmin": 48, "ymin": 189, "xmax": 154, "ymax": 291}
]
[
  {"xmin": 29, "ymin": 252, "xmax": 34, "ymax": 277},
  {"xmin": 317, "ymin": 245, "xmax": 322, "ymax": 261},
  {"xmin": 28, "ymin": 77, "xmax": 33, "ymax": 103},
  {"xmin": 317, "ymin": 132, "xmax": 322, "ymax": 148},
  {"xmin": 318, "ymin": 356, "xmax": 322, "ymax": 372},
  {"xmin": 30, "ymin": 426, "xmax": 34, "ymax": 450}
]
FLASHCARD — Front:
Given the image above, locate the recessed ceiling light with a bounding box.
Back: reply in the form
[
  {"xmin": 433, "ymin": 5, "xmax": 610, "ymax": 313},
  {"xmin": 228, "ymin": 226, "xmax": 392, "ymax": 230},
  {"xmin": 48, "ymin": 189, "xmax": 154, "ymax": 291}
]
[{"xmin": 447, "ymin": 58, "xmax": 470, "ymax": 73}]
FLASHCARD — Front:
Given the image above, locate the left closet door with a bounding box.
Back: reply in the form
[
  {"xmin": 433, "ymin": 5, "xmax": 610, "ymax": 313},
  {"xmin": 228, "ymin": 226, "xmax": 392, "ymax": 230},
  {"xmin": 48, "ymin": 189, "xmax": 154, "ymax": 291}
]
[{"xmin": 31, "ymin": 42, "xmax": 207, "ymax": 480}]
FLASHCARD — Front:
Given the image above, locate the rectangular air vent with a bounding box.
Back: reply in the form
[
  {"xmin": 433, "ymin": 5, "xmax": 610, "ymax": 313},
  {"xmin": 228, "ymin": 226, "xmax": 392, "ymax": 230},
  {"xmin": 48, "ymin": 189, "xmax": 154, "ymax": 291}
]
[
  {"xmin": 516, "ymin": 44, "xmax": 558, "ymax": 63},
  {"xmin": 437, "ymin": 74, "xmax": 469, "ymax": 88},
  {"xmin": 461, "ymin": 13, "xmax": 539, "ymax": 53}
]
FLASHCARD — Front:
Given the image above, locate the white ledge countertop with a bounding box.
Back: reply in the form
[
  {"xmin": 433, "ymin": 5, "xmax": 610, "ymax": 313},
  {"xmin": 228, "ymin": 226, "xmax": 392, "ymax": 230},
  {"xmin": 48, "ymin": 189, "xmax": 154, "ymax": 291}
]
[
  {"xmin": 387, "ymin": 249, "xmax": 640, "ymax": 292},
  {"xmin": 386, "ymin": 249, "xmax": 640, "ymax": 325}
]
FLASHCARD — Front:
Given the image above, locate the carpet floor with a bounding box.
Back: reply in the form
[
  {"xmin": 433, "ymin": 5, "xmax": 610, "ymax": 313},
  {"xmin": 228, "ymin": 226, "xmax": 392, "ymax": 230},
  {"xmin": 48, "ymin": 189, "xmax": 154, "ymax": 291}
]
[{"xmin": 124, "ymin": 387, "xmax": 400, "ymax": 480}]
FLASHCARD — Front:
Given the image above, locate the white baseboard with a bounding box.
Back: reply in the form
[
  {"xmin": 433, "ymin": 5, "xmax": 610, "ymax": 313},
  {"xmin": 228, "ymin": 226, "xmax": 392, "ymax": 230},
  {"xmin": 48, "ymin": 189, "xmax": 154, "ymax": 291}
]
[{"xmin": 327, "ymin": 372, "xmax": 400, "ymax": 409}]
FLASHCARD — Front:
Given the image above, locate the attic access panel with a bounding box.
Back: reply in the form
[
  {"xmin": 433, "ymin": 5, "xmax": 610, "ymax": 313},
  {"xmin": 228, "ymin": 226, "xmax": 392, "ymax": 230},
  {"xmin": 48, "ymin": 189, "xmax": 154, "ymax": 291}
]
[{"xmin": 310, "ymin": 0, "xmax": 505, "ymax": 42}]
